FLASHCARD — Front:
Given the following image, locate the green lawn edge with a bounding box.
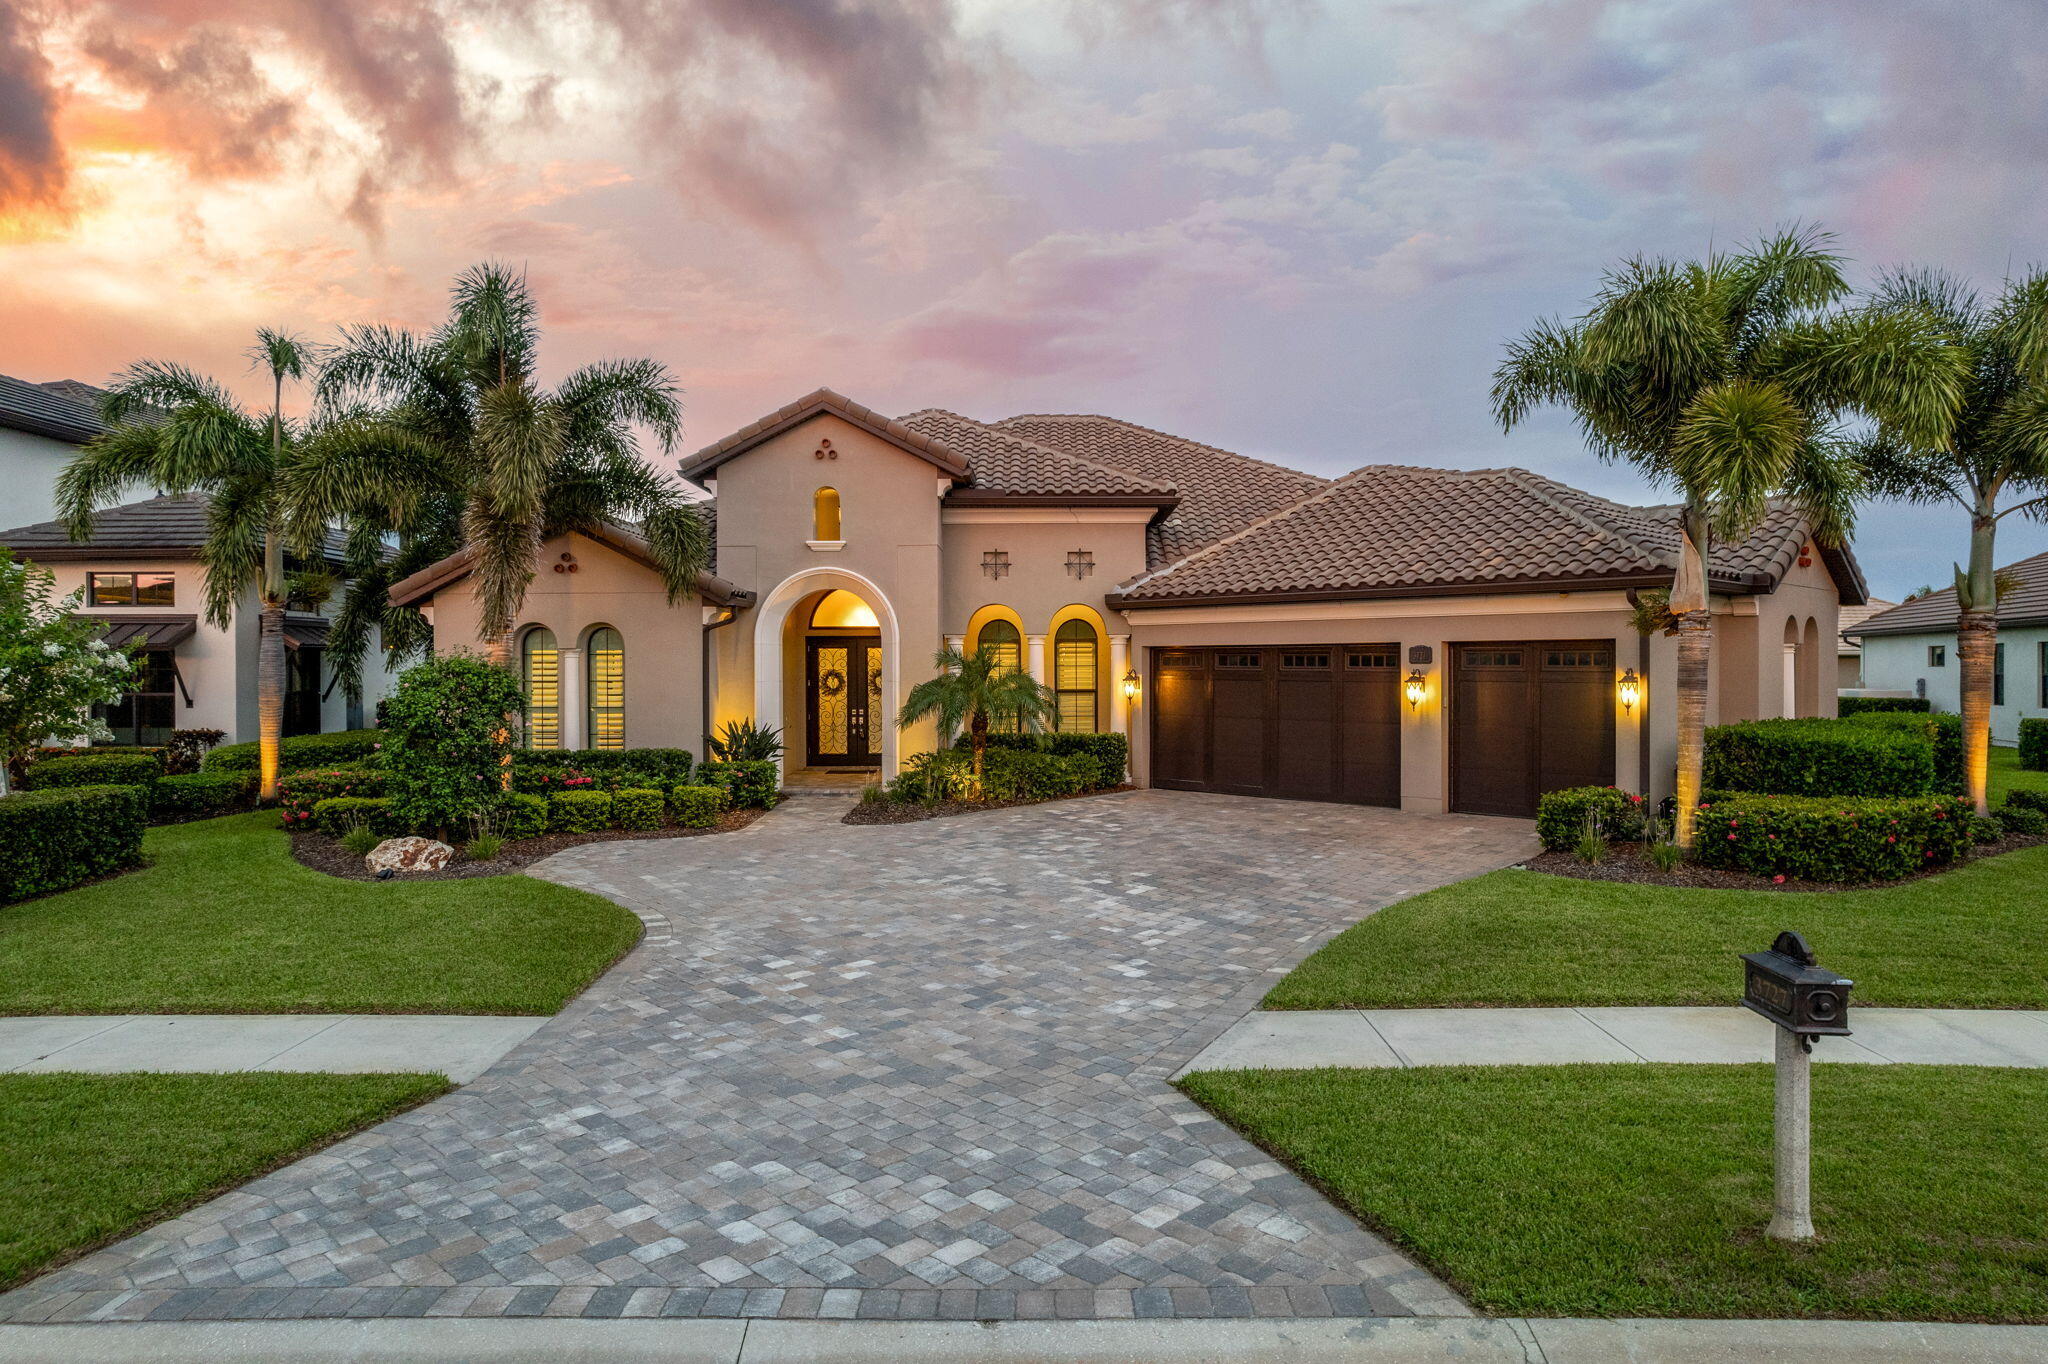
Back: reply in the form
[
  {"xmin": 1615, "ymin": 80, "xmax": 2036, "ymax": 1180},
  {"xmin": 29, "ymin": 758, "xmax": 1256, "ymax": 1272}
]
[{"xmin": 0, "ymin": 811, "xmax": 643, "ymax": 1016}]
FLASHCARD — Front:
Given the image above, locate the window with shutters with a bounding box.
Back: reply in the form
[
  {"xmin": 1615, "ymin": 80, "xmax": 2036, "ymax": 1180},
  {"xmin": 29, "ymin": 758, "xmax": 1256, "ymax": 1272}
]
[
  {"xmin": 1053, "ymin": 619, "xmax": 1099, "ymax": 731},
  {"xmin": 587, "ymin": 626, "xmax": 625, "ymax": 750},
  {"xmin": 520, "ymin": 627, "xmax": 561, "ymax": 749},
  {"xmin": 975, "ymin": 618, "xmax": 1024, "ymax": 733}
]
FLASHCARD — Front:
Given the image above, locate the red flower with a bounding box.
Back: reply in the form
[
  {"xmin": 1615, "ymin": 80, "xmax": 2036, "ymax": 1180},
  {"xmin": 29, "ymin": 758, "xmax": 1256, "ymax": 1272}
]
[
  {"xmin": 1727, "ymin": 833, "xmax": 1737, "ymax": 841},
  {"xmin": 1886, "ymin": 835, "xmax": 1896, "ymax": 843},
  {"xmin": 1773, "ymin": 874, "xmax": 1786, "ymax": 884}
]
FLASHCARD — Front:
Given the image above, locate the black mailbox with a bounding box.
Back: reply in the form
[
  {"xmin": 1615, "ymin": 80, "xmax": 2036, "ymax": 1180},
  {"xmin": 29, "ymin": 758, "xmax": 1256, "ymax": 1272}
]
[{"xmin": 1741, "ymin": 930, "xmax": 1852, "ymax": 1036}]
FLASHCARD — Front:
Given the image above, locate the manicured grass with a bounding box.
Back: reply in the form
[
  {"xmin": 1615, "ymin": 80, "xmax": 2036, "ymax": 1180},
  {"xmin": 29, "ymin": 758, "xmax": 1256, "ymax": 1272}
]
[
  {"xmin": 1182, "ymin": 1063, "xmax": 2048, "ymax": 1321},
  {"xmin": 0, "ymin": 812, "xmax": 641, "ymax": 1015},
  {"xmin": 1991, "ymin": 744, "xmax": 2048, "ymax": 802},
  {"xmin": 1, "ymin": 1072, "xmax": 449, "ymax": 1290},
  {"xmin": 1267, "ymin": 848, "xmax": 2048, "ymax": 1010}
]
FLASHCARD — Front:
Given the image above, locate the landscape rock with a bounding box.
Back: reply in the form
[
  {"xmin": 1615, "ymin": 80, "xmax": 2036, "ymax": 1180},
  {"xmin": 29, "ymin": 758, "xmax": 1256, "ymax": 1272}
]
[{"xmin": 364, "ymin": 836, "xmax": 453, "ymax": 875}]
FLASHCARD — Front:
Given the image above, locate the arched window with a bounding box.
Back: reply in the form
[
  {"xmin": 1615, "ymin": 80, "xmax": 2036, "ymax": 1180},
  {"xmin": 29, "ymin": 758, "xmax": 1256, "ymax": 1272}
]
[
  {"xmin": 1053, "ymin": 618, "xmax": 1099, "ymax": 732},
  {"xmin": 520, "ymin": 627, "xmax": 560, "ymax": 749},
  {"xmin": 813, "ymin": 487, "xmax": 841, "ymax": 542},
  {"xmin": 587, "ymin": 626, "xmax": 625, "ymax": 751},
  {"xmin": 810, "ymin": 588, "xmax": 877, "ymax": 629},
  {"xmin": 976, "ymin": 618, "xmax": 1024, "ymax": 733}
]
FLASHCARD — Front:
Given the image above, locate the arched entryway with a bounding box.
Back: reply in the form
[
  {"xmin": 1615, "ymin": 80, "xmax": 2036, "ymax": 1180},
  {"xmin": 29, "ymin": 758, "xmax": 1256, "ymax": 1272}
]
[{"xmin": 752, "ymin": 568, "xmax": 901, "ymax": 783}]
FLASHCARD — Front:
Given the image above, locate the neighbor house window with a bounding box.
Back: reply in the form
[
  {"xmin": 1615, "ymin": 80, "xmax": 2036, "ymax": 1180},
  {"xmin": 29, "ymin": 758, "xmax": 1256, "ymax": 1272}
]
[
  {"xmin": 1053, "ymin": 619, "xmax": 1099, "ymax": 732},
  {"xmin": 813, "ymin": 487, "xmax": 841, "ymax": 541},
  {"xmin": 975, "ymin": 618, "xmax": 1024, "ymax": 733},
  {"xmin": 521, "ymin": 627, "xmax": 561, "ymax": 749},
  {"xmin": 1994, "ymin": 641, "xmax": 2006, "ymax": 707},
  {"xmin": 87, "ymin": 572, "xmax": 174, "ymax": 607},
  {"xmin": 93, "ymin": 649, "xmax": 177, "ymax": 745},
  {"xmin": 1928, "ymin": 644, "xmax": 1946, "ymax": 667},
  {"xmin": 587, "ymin": 627, "xmax": 625, "ymax": 751}
]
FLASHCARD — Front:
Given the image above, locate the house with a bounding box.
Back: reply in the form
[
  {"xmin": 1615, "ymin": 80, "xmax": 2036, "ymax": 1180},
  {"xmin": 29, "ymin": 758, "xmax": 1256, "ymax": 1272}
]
[
  {"xmin": 0, "ymin": 373, "xmax": 106, "ymax": 530},
  {"xmin": 390, "ymin": 388, "xmax": 1864, "ymax": 817},
  {"xmin": 0, "ymin": 495, "xmax": 401, "ymax": 745},
  {"xmin": 1848, "ymin": 551, "xmax": 2048, "ymax": 744},
  {"xmin": 1836, "ymin": 598, "xmax": 1898, "ymax": 691}
]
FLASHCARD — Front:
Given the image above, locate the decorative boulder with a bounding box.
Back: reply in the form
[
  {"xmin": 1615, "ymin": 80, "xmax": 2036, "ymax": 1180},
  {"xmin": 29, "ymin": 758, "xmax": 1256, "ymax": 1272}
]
[{"xmin": 364, "ymin": 836, "xmax": 454, "ymax": 876}]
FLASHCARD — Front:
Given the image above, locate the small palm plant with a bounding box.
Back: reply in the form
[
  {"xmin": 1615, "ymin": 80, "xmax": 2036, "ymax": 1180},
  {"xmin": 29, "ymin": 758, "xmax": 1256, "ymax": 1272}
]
[{"xmin": 895, "ymin": 645, "xmax": 1056, "ymax": 798}]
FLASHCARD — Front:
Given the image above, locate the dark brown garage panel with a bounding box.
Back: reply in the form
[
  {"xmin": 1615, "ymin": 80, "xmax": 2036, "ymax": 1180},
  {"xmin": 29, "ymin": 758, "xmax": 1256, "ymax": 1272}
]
[
  {"xmin": 1151, "ymin": 646, "xmax": 1399, "ymax": 805},
  {"xmin": 1451, "ymin": 640, "xmax": 1616, "ymax": 818}
]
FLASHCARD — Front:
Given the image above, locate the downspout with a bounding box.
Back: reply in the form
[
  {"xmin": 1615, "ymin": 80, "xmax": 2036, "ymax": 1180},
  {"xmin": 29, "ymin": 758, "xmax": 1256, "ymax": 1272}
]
[{"xmin": 702, "ymin": 604, "xmax": 740, "ymax": 759}]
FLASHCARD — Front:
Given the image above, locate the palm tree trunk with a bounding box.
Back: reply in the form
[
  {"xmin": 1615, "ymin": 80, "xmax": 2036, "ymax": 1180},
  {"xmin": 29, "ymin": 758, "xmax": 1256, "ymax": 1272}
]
[
  {"xmin": 1958, "ymin": 501, "xmax": 1999, "ymax": 816},
  {"xmin": 257, "ymin": 578, "xmax": 286, "ymax": 804},
  {"xmin": 970, "ymin": 711, "xmax": 988, "ymax": 799},
  {"xmin": 484, "ymin": 630, "xmax": 513, "ymax": 669},
  {"xmin": 1670, "ymin": 504, "xmax": 1714, "ymax": 848}
]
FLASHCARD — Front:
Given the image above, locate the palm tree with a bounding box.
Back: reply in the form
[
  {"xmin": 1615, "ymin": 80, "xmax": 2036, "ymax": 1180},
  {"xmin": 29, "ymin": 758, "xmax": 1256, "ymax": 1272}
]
[
  {"xmin": 58, "ymin": 331, "xmax": 319, "ymax": 802},
  {"xmin": 1855, "ymin": 268, "xmax": 2048, "ymax": 814},
  {"xmin": 287, "ymin": 264, "xmax": 708, "ymax": 671},
  {"xmin": 896, "ymin": 645, "xmax": 1057, "ymax": 796},
  {"xmin": 1493, "ymin": 227, "xmax": 1964, "ymax": 846}
]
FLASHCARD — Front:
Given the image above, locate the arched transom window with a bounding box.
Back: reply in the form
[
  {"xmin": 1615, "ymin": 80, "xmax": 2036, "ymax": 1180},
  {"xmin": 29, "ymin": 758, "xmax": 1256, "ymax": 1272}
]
[
  {"xmin": 521, "ymin": 627, "xmax": 561, "ymax": 749},
  {"xmin": 1053, "ymin": 618, "xmax": 1099, "ymax": 732},
  {"xmin": 587, "ymin": 626, "xmax": 625, "ymax": 750}
]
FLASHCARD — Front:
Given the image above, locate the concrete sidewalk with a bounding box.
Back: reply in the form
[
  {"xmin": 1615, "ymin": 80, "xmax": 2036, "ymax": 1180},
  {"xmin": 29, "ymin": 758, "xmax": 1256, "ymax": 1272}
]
[
  {"xmin": 1177, "ymin": 1007, "xmax": 2048, "ymax": 1075},
  {"xmin": 0, "ymin": 1015, "xmax": 547, "ymax": 1082},
  {"xmin": 3, "ymin": 1316, "xmax": 2045, "ymax": 1362}
]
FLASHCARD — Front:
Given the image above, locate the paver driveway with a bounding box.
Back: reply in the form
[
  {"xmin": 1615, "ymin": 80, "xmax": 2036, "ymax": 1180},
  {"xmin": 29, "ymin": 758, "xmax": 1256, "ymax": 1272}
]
[{"xmin": 6, "ymin": 791, "xmax": 1534, "ymax": 1325}]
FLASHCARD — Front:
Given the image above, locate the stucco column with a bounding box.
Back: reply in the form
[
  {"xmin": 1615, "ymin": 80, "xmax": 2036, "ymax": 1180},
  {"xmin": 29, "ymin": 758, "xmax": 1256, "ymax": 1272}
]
[
  {"xmin": 558, "ymin": 646, "xmax": 586, "ymax": 750},
  {"xmin": 1781, "ymin": 643, "xmax": 1799, "ymax": 719},
  {"xmin": 1026, "ymin": 634, "xmax": 1047, "ymax": 686},
  {"xmin": 945, "ymin": 633, "xmax": 965, "ymax": 659},
  {"xmin": 1108, "ymin": 634, "xmax": 1131, "ymax": 736}
]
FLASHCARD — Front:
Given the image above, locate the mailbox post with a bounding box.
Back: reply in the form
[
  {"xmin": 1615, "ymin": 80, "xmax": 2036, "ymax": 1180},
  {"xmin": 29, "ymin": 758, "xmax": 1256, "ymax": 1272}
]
[{"xmin": 1741, "ymin": 930, "xmax": 1852, "ymax": 1242}]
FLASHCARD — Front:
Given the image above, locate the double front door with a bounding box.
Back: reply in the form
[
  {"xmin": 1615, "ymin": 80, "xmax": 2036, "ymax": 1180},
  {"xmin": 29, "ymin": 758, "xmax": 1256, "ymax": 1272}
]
[{"xmin": 806, "ymin": 636, "xmax": 882, "ymax": 768}]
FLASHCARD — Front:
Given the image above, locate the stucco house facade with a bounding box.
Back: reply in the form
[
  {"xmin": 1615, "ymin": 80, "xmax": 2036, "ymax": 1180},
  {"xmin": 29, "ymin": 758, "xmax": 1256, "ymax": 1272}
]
[
  {"xmin": 1848, "ymin": 551, "xmax": 2048, "ymax": 745},
  {"xmin": 392, "ymin": 389, "xmax": 1864, "ymax": 817},
  {"xmin": 0, "ymin": 373, "xmax": 106, "ymax": 532}
]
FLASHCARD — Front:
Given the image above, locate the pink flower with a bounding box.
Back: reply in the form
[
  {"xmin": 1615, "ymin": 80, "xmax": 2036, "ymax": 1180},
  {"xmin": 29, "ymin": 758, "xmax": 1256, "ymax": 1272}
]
[
  {"xmin": 1727, "ymin": 833, "xmax": 1737, "ymax": 841},
  {"xmin": 1773, "ymin": 875, "xmax": 1786, "ymax": 884},
  {"xmin": 1886, "ymin": 835, "xmax": 1896, "ymax": 843}
]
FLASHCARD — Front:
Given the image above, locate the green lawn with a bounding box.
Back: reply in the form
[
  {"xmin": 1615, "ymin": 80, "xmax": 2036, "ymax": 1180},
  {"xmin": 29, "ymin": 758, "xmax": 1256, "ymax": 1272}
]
[
  {"xmin": 1992, "ymin": 744, "xmax": 2048, "ymax": 802},
  {"xmin": 0, "ymin": 812, "xmax": 641, "ymax": 1015},
  {"xmin": 1182, "ymin": 1063, "xmax": 2048, "ymax": 1321},
  {"xmin": 1269, "ymin": 846, "xmax": 2048, "ymax": 1010},
  {"xmin": 2, "ymin": 1072, "xmax": 449, "ymax": 1291}
]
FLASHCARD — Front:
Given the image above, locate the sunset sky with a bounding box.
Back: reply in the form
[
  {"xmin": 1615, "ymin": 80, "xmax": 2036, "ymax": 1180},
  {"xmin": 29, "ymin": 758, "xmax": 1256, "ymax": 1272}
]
[{"xmin": 4, "ymin": 0, "xmax": 2046, "ymax": 596}]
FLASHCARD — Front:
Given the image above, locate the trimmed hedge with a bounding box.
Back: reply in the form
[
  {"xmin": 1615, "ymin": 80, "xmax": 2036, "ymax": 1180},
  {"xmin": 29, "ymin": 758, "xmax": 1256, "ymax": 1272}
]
[
  {"xmin": 2001, "ymin": 788, "xmax": 2048, "ymax": 817},
  {"xmin": 698, "ymin": 760, "xmax": 779, "ymax": 809},
  {"xmin": 961, "ymin": 731, "xmax": 1130, "ymax": 787},
  {"xmin": 547, "ymin": 790, "xmax": 614, "ymax": 832},
  {"xmin": 36, "ymin": 744, "xmax": 169, "ymax": 768},
  {"xmin": 151, "ymin": 771, "xmax": 251, "ymax": 821},
  {"xmin": 510, "ymin": 747, "xmax": 693, "ymax": 782},
  {"xmin": 1535, "ymin": 786, "xmax": 1649, "ymax": 852},
  {"xmin": 982, "ymin": 748, "xmax": 1092, "ymax": 801},
  {"xmin": 614, "ymin": 788, "xmax": 666, "ymax": 831},
  {"xmin": 1996, "ymin": 800, "xmax": 2048, "ymax": 835},
  {"xmin": 670, "ymin": 784, "xmax": 727, "ymax": 828},
  {"xmin": 497, "ymin": 793, "xmax": 548, "ymax": 840},
  {"xmin": 1691, "ymin": 792, "xmax": 1973, "ymax": 882},
  {"xmin": 1844, "ymin": 711, "xmax": 1964, "ymax": 793},
  {"xmin": 23, "ymin": 752, "xmax": 162, "ymax": 792},
  {"xmin": 203, "ymin": 729, "xmax": 384, "ymax": 775},
  {"xmin": 2021, "ymin": 718, "xmax": 2048, "ymax": 772},
  {"xmin": 1837, "ymin": 696, "xmax": 1932, "ymax": 716},
  {"xmin": 1703, "ymin": 718, "xmax": 1936, "ymax": 797},
  {"xmin": 310, "ymin": 795, "xmax": 403, "ymax": 838},
  {"xmin": 276, "ymin": 768, "xmax": 387, "ymax": 828},
  {"xmin": 512, "ymin": 764, "xmax": 673, "ymax": 795},
  {"xmin": 0, "ymin": 784, "xmax": 149, "ymax": 902}
]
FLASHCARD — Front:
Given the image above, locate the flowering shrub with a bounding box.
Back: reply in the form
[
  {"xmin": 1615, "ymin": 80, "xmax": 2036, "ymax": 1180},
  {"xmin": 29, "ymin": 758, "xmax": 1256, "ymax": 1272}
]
[
  {"xmin": 276, "ymin": 768, "xmax": 388, "ymax": 827},
  {"xmin": 1690, "ymin": 792, "xmax": 1973, "ymax": 882},
  {"xmin": 0, "ymin": 552, "xmax": 137, "ymax": 794},
  {"xmin": 1535, "ymin": 785, "xmax": 1648, "ymax": 851},
  {"xmin": 382, "ymin": 656, "xmax": 526, "ymax": 836}
]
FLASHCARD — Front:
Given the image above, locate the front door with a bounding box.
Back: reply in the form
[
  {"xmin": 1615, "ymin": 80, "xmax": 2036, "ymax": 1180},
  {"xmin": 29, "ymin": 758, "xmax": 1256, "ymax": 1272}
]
[{"xmin": 806, "ymin": 636, "xmax": 882, "ymax": 768}]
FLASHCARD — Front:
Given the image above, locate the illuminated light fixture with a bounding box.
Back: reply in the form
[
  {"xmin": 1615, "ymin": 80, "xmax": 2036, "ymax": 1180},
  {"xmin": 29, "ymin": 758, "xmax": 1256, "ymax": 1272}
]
[
  {"xmin": 1404, "ymin": 670, "xmax": 1428, "ymax": 710},
  {"xmin": 1618, "ymin": 667, "xmax": 1642, "ymax": 715},
  {"xmin": 1121, "ymin": 666, "xmax": 1141, "ymax": 701}
]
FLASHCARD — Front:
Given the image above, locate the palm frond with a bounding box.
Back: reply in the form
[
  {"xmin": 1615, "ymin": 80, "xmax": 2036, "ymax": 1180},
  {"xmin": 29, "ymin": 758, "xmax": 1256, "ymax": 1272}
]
[
  {"xmin": 559, "ymin": 357, "xmax": 684, "ymax": 455},
  {"xmin": 1671, "ymin": 378, "xmax": 1806, "ymax": 538},
  {"xmin": 197, "ymin": 476, "xmax": 270, "ymax": 628},
  {"xmin": 1989, "ymin": 268, "xmax": 2048, "ymax": 385},
  {"xmin": 640, "ymin": 504, "xmax": 712, "ymax": 604},
  {"xmin": 57, "ymin": 425, "xmax": 164, "ymax": 538},
  {"xmin": 1757, "ymin": 307, "xmax": 1966, "ymax": 447},
  {"xmin": 100, "ymin": 359, "xmax": 242, "ymax": 427},
  {"xmin": 249, "ymin": 328, "xmax": 320, "ymax": 385}
]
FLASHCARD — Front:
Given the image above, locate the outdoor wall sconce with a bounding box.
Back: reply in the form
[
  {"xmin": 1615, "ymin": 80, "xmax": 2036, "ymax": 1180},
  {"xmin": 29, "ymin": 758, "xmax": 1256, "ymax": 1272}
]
[
  {"xmin": 1121, "ymin": 667, "xmax": 1141, "ymax": 701},
  {"xmin": 1404, "ymin": 670, "xmax": 1428, "ymax": 709},
  {"xmin": 1618, "ymin": 667, "xmax": 1642, "ymax": 715}
]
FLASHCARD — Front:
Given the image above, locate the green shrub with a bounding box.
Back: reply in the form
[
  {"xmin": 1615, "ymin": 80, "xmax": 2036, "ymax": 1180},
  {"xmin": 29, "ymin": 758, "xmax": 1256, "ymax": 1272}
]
[
  {"xmin": 1969, "ymin": 813, "xmax": 2006, "ymax": 844},
  {"xmin": 150, "ymin": 771, "xmax": 250, "ymax": 821},
  {"xmin": 1703, "ymin": 718, "xmax": 1936, "ymax": 797},
  {"xmin": 498, "ymin": 793, "xmax": 548, "ymax": 840},
  {"xmin": 613, "ymin": 787, "xmax": 665, "ymax": 830},
  {"xmin": 1535, "ymin": 786, "xmax": 1649, "ymax": 851},
  {"xmin": 981, "ymin": 747, "xmax": 1091, "ymax": 801},
  {"xmin": 1844, "ymin": 711, "xmax": 1965, "ymax": 792},
  {"xmin": 708, "ymin": 719, "xmax": 782, "ymax": 763},
  {"xmin": 698, "ymin": 759, "xmax": 779, "ymax": 809},
  {"xmin": 1837, "ymin": 696, "xmax": 1932, "ymax": 716},
  {"xmin": 382, "ymin": 657, "xmax": 524, "ymax": 835},
  {"xmin": 203, "ymin": 729, "xmax": 384, "ymax": 774},
  {"xmin": 465, "ymin": 831, "xmax": 506, "ymax": 861},
  {"xmin": 669, "ymin": 784, "xmax": 727, "ymax": 828},
  {"xmin": 511, "ymin": 763, "xmax": 670, "ymax": 794},
  {"xmin": 338, "ymin": 824, "xmax": 381, "ymax": 855},
  {"xmin": 509, "ymin": 747, "xmax": 693, "ymax": 783},
  {"xmin": 165, "ymin": 727, "xmax": 226, "ymax": 774},
  {"xmin": 311, "ymin": 796, "xmax": 402, "ymax": 838},
  {"xmin": 2001, "ymin": 788, "xmax": 2048, "ymax": 816},
  {"xmin": 37, "ymin": 744, "xmax": 168, "ymax": 767},
  {"xmin": 963, "ymin": 731, "xmax": 1129, "ymax": 786},
  {"xmin": 547, "ymin": 790, "xmax": 614, "ymax": 832},
  {"xmin": 1692, "ymin": 792, "xmax": 1973, "ymax": 882},
  {"xmin": 1995, "ymin": 801, "xmax": 2048, "ymax": 835},
  {"xmin": 0, "ymin": 784, "xmax": 148, "ymax": 903},
  {"xmin": 23, "ymin": 752, "xmax": 162, "ymax": 792},
  {"xmin": 276, "ymin": 768, "xmax": 387, "ymax": 828},
  {"xmin": 887, "ymin": 750, "xmax": 974, "ymax": 803},
  {"xmin": 2020, "ymin": 718, "xmax": 2048, "ymax": 771}
]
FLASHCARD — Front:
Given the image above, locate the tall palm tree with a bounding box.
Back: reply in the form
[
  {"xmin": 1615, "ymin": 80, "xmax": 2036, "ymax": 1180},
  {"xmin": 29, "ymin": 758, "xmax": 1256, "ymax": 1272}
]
[
  {"xmin": 1493, "ymin": 227, "xmax": 1964, "ymax": 845},
  {"xmin": 1855, "ymin": 268, "xmax": 2048, "ymax": 814},
  {"xmin": 288, "ymin": 264, "xmax": 708, "ymax": 671},
  {"xmin": 58, "ymin": 331, "xmax": 319, "ymax": 801},
  {"xmin": 896, "ymin": 645, "xmax": 1057, "ymax": 796}
]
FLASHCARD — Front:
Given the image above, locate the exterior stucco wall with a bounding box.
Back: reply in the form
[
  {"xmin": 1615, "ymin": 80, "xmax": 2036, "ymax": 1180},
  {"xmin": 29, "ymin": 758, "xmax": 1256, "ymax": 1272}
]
[
  {"xmin": 0, "ymin": 426, "xmax": 79, "ymax": 532},
  {"xmin": 939, "ymin": 510, "xmax": 1148, "ymax": 637},
  {"xmin": 1859, "ymin": 625, "xmax": 2047, "ymax": 744},
  {"xmin": 33, "ymin": 557, "xmax": 241, "ymax": 738}
]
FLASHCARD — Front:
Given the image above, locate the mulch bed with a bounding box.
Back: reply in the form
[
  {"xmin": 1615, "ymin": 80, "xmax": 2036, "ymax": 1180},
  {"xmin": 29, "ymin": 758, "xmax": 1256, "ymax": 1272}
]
[
  {"xmin": 1524, "ymin": 831, "xmax": 2048, "ymax": 893},
  {"xmin": 289, "ymin": 809, "xmax": 764, "ymax": 882},
  {"xmin": 841, "ymin": 785, "xmax": 1135, "ymax": 826}
]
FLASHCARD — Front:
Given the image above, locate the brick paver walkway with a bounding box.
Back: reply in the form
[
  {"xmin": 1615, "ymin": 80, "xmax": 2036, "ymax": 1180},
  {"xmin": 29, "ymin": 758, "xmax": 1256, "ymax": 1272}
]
[{"xmin": 3, "ymin": 791, "xmax": 1533, "ymax": 1325}]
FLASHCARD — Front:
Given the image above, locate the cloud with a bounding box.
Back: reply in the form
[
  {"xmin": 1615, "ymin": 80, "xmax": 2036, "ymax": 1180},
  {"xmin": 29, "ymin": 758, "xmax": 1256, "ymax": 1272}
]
[
  {"xmin": 0, "ymin": 2, "xmax": 66, "ymax": 217},
  {"xmin": 75, "ymin": 24, "xmax": 298, "ymax": 179}
]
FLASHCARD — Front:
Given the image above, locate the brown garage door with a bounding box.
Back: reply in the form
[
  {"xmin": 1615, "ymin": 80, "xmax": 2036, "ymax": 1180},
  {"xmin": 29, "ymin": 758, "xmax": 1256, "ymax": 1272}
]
[
  {"xmin": 1451, "ymin": 641, "xmax": 1616, "ymax": 817},
  {"xmin": 1152, "ymin": 645, "xmax": 1400, "ymax": 805}
]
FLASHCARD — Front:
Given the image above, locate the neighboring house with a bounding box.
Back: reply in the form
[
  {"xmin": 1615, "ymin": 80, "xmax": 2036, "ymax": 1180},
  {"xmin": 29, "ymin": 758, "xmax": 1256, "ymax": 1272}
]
[
  {"xmin": 1848, "ymin": 551, "xmax": 2048, "ymax": 745},
  {"xmin": 1836, "ymin": 598, "xmax": 1898, "ymax": 691},
  {"xmin": 0, "ymin": 373, "xmax": 107, "ymax": 531},
  {"xmin": 391, "ymin": 388, "xmax": 1865, "ymax": 817},
  {"xmin": 0, "ymin": 495, "xmax": 401, "ymax": 745}
]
